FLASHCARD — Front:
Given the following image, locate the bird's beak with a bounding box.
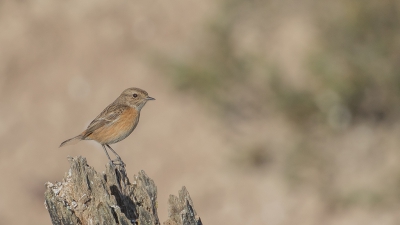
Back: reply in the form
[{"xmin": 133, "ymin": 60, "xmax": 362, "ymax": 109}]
[{"xmin": 146, "ymin": 96, "xmax": 155, "ymax": 101}]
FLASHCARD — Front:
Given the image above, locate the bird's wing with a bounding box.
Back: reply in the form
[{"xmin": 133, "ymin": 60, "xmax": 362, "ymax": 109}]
[{"xmin": 82, "ymin": 104, "xmax": 129, "ymax": 138}]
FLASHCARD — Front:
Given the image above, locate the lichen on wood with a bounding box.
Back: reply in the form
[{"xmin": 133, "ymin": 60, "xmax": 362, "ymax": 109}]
[{"xmin": 44, "ymin": 156, "xmax": 202, "ymax": 225}]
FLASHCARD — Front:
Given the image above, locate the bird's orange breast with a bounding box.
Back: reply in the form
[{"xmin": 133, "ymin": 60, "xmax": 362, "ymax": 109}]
[{"xmin": 88, "ymin": 107, "xmax": 140, "ymax": 144}]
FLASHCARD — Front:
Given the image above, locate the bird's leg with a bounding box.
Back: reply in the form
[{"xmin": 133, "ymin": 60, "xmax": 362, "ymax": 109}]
[
  {"xmin": 101, "ymin": 144, "xmax": 113, "ymax": 164},
  {"xmin": 106, "ymin": 144, "xmax": 125, "ymax": 166},
  {"xmin": 106, "ymin": 144, "xmax": 122, "ymax": 159}
]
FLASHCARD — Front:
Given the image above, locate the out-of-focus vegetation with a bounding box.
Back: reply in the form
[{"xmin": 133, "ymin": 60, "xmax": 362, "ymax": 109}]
[
  {"xmin": 160, "ymin": 0, "xmax": 400, "ymax": 212},
  {"xmin": 309, "ymin": 0, "xmax": 400, "ymax": 125},
  {"xmin": 165, "ymin": 0, "xmax": 400, "ymax": 129}
]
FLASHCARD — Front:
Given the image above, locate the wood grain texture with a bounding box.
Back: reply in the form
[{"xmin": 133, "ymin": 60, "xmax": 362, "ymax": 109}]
[
  {"xmin": 164, "ymin": 187, "xmax": 202, "ymax": 225},
  {"xmin": 44, "ymin": 156, "xmax": 202, "ymax": 225}
]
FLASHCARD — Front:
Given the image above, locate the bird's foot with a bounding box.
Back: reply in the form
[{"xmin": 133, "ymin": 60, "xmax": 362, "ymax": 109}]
[{"xmin": 111, "ymin": 158, "xmax": 126, "ymax": 167}]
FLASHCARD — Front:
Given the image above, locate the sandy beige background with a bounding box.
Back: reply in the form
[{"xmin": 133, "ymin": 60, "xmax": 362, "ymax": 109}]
[{"xmin": 1, "ymin": 0, "xmax": 400, "ymax": 224}]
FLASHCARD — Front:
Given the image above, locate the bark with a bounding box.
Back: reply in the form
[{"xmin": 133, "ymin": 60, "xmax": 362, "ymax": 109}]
[{"xmin": 44, "ymin": 156, "xmax": 202, "ymax": 225}]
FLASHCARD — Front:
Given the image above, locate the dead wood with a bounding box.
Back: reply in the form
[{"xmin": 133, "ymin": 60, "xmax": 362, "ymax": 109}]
[{"xmin": 44, "ymin": 156, "xmax": 202, "ymax": 225}]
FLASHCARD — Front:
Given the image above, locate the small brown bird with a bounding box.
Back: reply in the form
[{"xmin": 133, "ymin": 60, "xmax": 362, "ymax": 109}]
[{"xmin": 60, "ymin": 87, "xmax": 155, "ymax": 166}]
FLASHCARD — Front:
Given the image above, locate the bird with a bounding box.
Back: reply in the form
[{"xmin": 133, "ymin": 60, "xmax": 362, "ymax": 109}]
[{"xmin": 60, "ymin": 87, "xmax": 155, "ymax": 166}]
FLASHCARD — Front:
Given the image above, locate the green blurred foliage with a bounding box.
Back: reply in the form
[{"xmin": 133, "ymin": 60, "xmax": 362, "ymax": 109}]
[
  {"xmin": 164, "ymin": 0, "xmax": 264, "ymax": 119},
  {"xmin": 310, "ymin": 0, "xmax": 400, "ymax": 123},
  {"xmin": 159, "ymin": 0, "xmax": 400, "ymax": 210},
  {"xmin": 164, "ymin": 0, "xmax": 400, "ymax": 128}
]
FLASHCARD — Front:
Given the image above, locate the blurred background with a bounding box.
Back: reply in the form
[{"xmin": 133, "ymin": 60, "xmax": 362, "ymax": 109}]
[{"xmin": 1, "ymin": 0, "xmax": 400, "ymax": 224}]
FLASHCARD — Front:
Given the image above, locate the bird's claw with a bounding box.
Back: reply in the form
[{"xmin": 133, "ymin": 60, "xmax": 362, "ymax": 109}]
[{"xmin": 111, "ymin": 158, "xmax": 126, "ymax": 167}]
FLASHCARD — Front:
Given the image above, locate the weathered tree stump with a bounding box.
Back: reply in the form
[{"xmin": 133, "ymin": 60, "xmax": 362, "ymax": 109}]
[{"xmin": 44, "ymin": 156, "xmax": 202, "ymax": 225}]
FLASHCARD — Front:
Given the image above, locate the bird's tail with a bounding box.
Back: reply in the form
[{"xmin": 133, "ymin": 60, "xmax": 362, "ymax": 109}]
[{"xmin": 59, "ymin": 135, "xmax": 83, "ymax": 147}]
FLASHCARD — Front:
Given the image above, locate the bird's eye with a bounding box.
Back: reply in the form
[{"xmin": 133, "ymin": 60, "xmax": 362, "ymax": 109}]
[{"xmin": 133, "ymin": 94, "xmax": 138, "ymax": 98}]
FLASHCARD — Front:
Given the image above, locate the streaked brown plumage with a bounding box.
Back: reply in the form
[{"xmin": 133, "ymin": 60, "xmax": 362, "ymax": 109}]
[{"xmin": 60, "ymin": 87, "xmax": 155, "ymax": 166}]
